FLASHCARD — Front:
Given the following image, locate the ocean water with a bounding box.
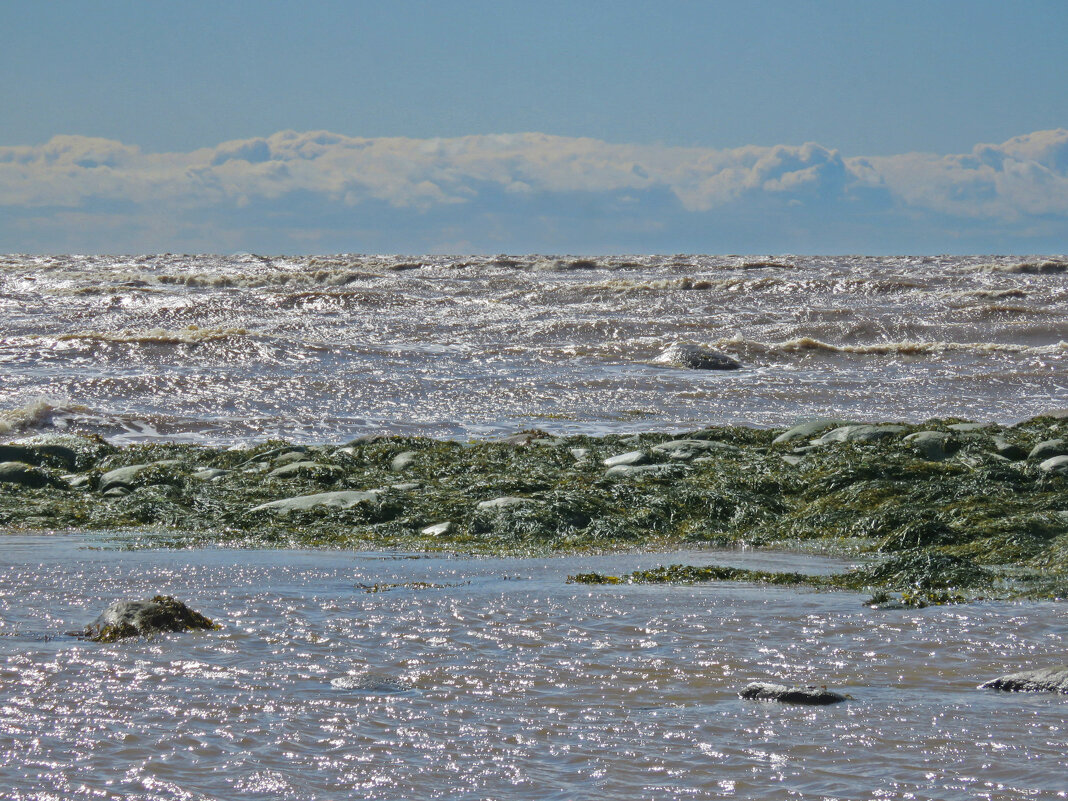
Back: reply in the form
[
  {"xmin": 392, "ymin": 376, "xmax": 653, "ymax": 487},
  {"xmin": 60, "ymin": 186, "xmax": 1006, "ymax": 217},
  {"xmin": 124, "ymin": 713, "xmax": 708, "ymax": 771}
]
[
  {"xmin": 1, "ymin": 254, "xmax": 1067, "ymax": 800},
  {"xmin": 1, "ymin": 254, "xmax": 1065, "ymax": 444}
]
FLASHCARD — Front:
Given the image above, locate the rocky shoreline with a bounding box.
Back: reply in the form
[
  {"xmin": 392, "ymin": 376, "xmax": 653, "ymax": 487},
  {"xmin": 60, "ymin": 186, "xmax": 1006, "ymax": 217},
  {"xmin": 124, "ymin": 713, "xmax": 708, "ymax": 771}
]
[{"xmin": 1, "ymin": 415, "xmax": 1066, "ymax": 603}]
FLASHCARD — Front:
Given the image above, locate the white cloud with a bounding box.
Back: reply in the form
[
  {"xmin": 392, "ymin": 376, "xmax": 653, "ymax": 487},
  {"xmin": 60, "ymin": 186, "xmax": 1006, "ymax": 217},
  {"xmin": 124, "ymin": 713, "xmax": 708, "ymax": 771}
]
[{"xmin": 1, "ymin": 128, "xmax": 1067, "ymax": 251}]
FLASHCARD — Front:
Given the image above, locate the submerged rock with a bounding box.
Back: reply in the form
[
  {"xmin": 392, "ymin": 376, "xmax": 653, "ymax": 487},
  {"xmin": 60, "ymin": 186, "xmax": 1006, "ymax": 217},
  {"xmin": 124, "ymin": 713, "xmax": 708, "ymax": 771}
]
[
  {"xmin": 653, "ymin": 343, "xmax": 741, "ymax": 370},
  {"xmin": 250, "ymin": 489, "xmax": 381, "ymax": 513},
  {"xmin": 980, "ymin": 665, "xmax": 1068, "ymax": 694},
  {"xmin": 739, "ymin": 682, "xmax": 847, "ymax": 705},
  {"xmin": 78, "ymin": 595, "xmax": 220, "ymax": 642}
]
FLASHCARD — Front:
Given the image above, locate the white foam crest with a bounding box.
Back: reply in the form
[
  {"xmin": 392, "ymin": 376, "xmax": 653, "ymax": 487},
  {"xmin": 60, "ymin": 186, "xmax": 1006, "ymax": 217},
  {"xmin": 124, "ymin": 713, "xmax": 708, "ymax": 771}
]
[{"xmin": 714, "ymin": 335, "xmax": 1068, "ymax": 357}]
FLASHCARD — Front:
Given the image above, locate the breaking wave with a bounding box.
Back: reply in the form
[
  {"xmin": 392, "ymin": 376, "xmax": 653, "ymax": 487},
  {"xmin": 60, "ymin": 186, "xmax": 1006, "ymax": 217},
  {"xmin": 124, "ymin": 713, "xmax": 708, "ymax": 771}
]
[{"xmin": 715, "ymin": 336, "xmax": 1068, "ymax": 357}]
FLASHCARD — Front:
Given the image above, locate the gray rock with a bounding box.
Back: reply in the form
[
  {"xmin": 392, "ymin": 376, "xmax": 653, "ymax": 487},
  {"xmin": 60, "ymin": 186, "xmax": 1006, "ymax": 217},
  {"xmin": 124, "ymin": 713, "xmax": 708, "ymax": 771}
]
[
  {"xmin": 477, "ymin": 496, "xmax": 538, "ymax": 510},
  {"xmin": 739, "ymin": 682, "xmax": 847, "ymax": 705},
  {"xmin": 772, "ymin": 420, "xmax": 853, "ymax": 445},
  {"xmin": 1029, "ymin": 439, "xmax": 1067, "ymax": 461},
  {"xmin": 814, "ymin": 425, "xmax": 908, "ymax": 445},
  {"xmin": 267, "ymin": 461, "xmax": 343, "ymax": 480},
  {"xmin": 569, "ymin": 448, "xmax": 590, "ymax": 461},
  {"xmin": 0, "ymin": 443, "xmax": 78, "ymax": 470},
  {"xmin": 948, "ymin": 422, "xmax": 989, "ymax": 432},
  {"xmin": 390, "ymin": 451, "xmax": 419, "ymax": 472},
  {"xmin": 421, "ymin": 522, "xmax": 452, "ymax": 536},
  {"xmin": 781, "ymin": 455, "xmax": 804, "ymax": 466},
  {"xmin": 98, "ymin": 463, "xmax": 152, "ymax": 493},
  {"xmin": 902, "ymin": 431, "xmax": 951, "ymax": 461},
  {"xmin": 77, "ymin": 596, "xmax": 219, "ymax": 642},
  {"xmin": 192, "ymin": 468, "xmax": 229, "ymax": 481},
  {"xmin": 602, "ymin": 450, "xmax": 649, "ymax": 468},
  {"xmin": 250, "ymin": 490, "xmax": 381, "ymax": 514},
  {"xmin": 992, "ymin": 436, "xmax": 1028, "ymax": 461},
  {"xmin": 652, "ymin": 439, "xmax": 740, "ymax": 460},
  {"xmin": 0, "ymin": 461, "xmax": 54, "ymax": 489},
  {"xmin": 605, "ymin": 464, "xmax": 677, "ymax": 477},
  {"xmin": 653, "ymin": 343, "xmax": 741, "ymax": 370},
  {"xmin": 390, "ymin": 482, "xmax": 421, "ymax": 491},
  {"xmin": 980, "ymin": 665, "xmax": 1068, "ymax": 694},
  {"xmin": 1038, "ymin": 455, "xmax": 1068, "ymax": 476},
  {"xmin": 272, "ymin": 450, "xmax": 312, "ymax": 467}
]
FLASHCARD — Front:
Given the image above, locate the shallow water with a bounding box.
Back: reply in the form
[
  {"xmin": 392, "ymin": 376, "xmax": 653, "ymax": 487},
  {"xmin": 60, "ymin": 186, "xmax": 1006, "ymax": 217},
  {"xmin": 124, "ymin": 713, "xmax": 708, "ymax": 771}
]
[
  {"xmin": 0, "ymin": 533, "xmax": 1065, "ymax": 800},
  {"xmin": 2, "ymin": 254, "xmax": 1066, "ymax": 445}
]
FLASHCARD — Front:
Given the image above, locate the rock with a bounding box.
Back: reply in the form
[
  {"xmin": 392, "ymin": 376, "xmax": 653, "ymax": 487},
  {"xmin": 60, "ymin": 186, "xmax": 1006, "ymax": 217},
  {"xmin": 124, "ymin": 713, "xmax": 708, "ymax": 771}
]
[
  {"xmin": 421, "ymin": 522, "xmax": 452, "ymax": 536},
  {"xmin": 0, "ymin": 461, "xmax": 55, "ymax": 489},
  {"xmin": 980, "ymin": 665, "xmax": 1068, "ymax": 694},
  {"xmin": 1029, "ymin": 439, "xmax": 1066, "ymax": 461},
  {"xmin": 772, "ymin": 420, "xmax": 853, "ymax": 445},
  {"xmin": 605, "ymin": 464, "xmax": 676, "ymax": 477},
  {"xmin": 602, "ymin": 450, "xmax": 649, "ymax": 468},
  {"xmin": 652, "ymin": 439, "xmax": 740, "ymax": 460},
  {"xmin": 902, "ymin": 431, "xmax": 952, "ymax": 461},
  {"xmin": 250, "ymin": 489, "xmax": 381, "ymax": 513},
  {"xmin": 781, "ymin": 455, "xmax": 804, "ymax": 466},
  {"xmin": 272, "ymin": 450, "xmax": 312, "ymax": 467},
  {"xmin": 78, "ymin": 595, "xmax": 219, "ymax": 642},
  {"xmin": 569, "ymin": 448, "xmax": 590, "ymax": 461},
  {"xmin": 948, "ymin": 422, "xmax": 989, "ymax": 432},
  {"xmin": 390, "ymin": 482, "xmax": 421, "ymax": 491},
  {"xmin": 814, "ymin": 425, "xmax": 908, "ymax": 445},
  {"xmin": 192, "ymin": 468, "xmax": 229, "ymax": 481},
  {"xmin": 653, "ymin": 343, "xmax": 741, "ymax": 370},
  {"xmin": 477, "ymin": 496, "xmax": 538, "ymax": 510},
  {"xmin": 739, "ymin": 682, "xmax": 847, "ymax": 705},
  {"xmin": 992, "ymin": 436, "xmax": 1028, "ymax": 461},
  {"xmin": 1038, "ymin": 455, "xmax": 1068, "ymax": 476},
  {"xmin": 390, "ymin": 451, "xmax": 419, "ymax": 472},
  {"xmin": 98, "ymin": 463, "xmax": 152, "ymax": 493},
  {"xmin": 0, "ymin": 443, "xmax": 77, "ymax": 470},
  {"xmin": 330, "ymin": 674, "xmax": 412, "ymax": 693},
  {"xmin": 267, "ymin": 461, "xmax": 343, "ymax": 480}
]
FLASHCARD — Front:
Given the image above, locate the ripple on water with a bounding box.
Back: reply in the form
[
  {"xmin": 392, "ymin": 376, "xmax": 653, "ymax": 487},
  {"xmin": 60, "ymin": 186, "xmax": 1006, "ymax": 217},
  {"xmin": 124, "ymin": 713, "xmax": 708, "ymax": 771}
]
[{"xmin": 0, "ymin": 536, "xmax": 1065, "ymax": 799}]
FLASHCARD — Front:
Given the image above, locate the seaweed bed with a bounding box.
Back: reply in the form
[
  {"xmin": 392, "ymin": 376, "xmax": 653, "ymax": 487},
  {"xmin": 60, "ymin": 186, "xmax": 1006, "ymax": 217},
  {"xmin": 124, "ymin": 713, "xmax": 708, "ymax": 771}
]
[{"xmin": 1, "ymin": 415, "xmax": 1066, "ymax": 605}]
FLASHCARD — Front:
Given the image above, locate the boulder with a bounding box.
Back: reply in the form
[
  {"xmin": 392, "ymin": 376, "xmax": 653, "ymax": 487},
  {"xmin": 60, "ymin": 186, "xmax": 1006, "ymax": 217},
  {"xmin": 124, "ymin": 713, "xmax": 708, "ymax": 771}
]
[
  {"xmin": 652, "ymin": 439, "xmax": 740, "ymax": 460},
  {"xmin": 772, "ymin": 420, "xmax": 853, "ymax": 445},
  {"xmin": 272, "ymin": 450, "xmax": 312, "ymax": 467},
  {"xmin": 814, "ymin": 425, "xmax": 908, "ymax": 445},
  {"xmin": 980, "ymin": 665, "xmax": 1068, "ymax": 694},
  {"xmin": 0, "ymin": 443, "xmax": 78, "ymax": 470},
  {"xmin": 420, "ymin": 521, "xmax": 452, "ymax": 536},
  {"xmin": 267, "ymin": 461, "xmax": 343, "ymax": 480},
  {"xmin": 390, "ymin": 451, "xmax": 419, "ymax": 472},
  {"xmin": 250, "ymin": 489, "xmax": 381, "ymax": 513},
  {"xmin": 947, "ymin": 422, "xmax": 989, "ymax": 433},
  {"xmin": 1038, "ymin": 455, "xmax": 1068, "ymax": 476},
  {"xmin": 992, "ymin": 436, "xmax": 1028, "ymax": 461},
  {"xmin": 653, "ymin": 343, "xmax": 741, "ymax": 370},
  {"xmin": 739, "ymin": 682, "xmax": 847, "ymax": 705},
  {"xmin": 0, "ymin": 461, "xmax": 55, "ymax": 489},
  {"xmin": 98, "ymin": 463, "xmax": 152, "ymax": 493},
  {"xmin": 78, "ymin": 596, "xmax": 219, "ymax": 642},
  {"xmin": 902, "ymin": 431, "xmax": 952, "ymax": 461},
  {"xmin": 192, "ymin": 468, "xmax": 229, "ymax": 481},
  {"xmin": 1029, "ymin": 439, "xmax": 1067, "ymax": 461},
  {"xmin": 477, "ymin": 496, "xmax": 538, "ymax": 510},
  {"xmin": 602, "ymin": 450, "xmax": 649, "ymax": 468}
]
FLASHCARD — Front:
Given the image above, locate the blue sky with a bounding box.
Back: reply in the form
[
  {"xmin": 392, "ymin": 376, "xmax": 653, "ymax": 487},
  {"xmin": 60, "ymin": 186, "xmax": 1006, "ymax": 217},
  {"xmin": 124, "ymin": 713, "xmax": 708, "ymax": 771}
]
[{"xmin": 2, "ymin": 1, "xmax": 1067, "ymax": 254}]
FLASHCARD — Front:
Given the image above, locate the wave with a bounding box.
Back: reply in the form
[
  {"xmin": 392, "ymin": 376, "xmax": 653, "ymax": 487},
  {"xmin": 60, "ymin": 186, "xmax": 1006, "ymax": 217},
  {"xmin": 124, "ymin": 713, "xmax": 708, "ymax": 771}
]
[
  {"xmin": 0, "ymin": 399, "xmax": 98, "ymax": 436},
  {"xmin": 975, "ymin": 261, "xmax": 1068, "ymax": 274},
  {"xmin": 715, "ymin": 336, "xmax": 1068, "ymax": 357},
  {"xmin": 56, "ymin": 326, "xmax": 249, "ymax": 345}
]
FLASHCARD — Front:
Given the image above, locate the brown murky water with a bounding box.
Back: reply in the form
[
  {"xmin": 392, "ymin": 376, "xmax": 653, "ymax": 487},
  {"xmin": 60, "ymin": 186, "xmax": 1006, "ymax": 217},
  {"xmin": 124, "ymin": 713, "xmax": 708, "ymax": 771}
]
[{"xmin": 0, "ymin": 533, "xmax": 1064, "ymax": 800}]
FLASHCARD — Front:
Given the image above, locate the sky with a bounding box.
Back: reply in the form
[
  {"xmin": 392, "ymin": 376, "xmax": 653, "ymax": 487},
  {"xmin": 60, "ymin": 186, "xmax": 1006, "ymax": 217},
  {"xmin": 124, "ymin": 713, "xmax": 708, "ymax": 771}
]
[{"xmin": 2, "ymin": 0, "xmax": 1067, "ymax": 254}]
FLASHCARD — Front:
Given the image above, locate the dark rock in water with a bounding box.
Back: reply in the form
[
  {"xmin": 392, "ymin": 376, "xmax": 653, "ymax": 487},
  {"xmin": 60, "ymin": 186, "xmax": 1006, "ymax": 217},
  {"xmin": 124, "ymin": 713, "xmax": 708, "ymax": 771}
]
[
  {"xmin": 0, "ymin": 461, "xmax": 58, "ymax": 489},
  {"xmin": 78, "ymin": 595, "xmax": 220, "ymax": 642},
  {"xmin": 653, "ymin": 343, "xmax": 741, "ymax": 370},
  {"xmin": 980, "ymin": 665, "xmax": 1068, "ymax": 694},
  {"xmin": 739, "ymin": 682, "xmax": 847, "ymax": 705},
  {"xmin": 1029, "ymin": 439, "xmax": 1066, "ymax": 461}
]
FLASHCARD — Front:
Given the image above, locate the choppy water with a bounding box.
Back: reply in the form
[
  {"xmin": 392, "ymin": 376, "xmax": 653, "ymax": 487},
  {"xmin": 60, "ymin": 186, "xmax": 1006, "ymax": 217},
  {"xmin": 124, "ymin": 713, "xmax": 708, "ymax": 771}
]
[
  {"xmin": 0, "ymin": 534, "xmax": 1066, "ymax": 800},
  {"xmin": 1, "ymin": 254, "xmax": 1065, "ymax": 445}
]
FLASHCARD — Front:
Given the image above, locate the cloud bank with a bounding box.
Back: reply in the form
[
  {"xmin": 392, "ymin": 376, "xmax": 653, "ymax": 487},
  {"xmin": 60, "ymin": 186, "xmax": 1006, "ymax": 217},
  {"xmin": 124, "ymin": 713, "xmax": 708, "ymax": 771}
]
[{"xmin": 2, "ymin": 129, "xmax": 1067, "ymax": 253}]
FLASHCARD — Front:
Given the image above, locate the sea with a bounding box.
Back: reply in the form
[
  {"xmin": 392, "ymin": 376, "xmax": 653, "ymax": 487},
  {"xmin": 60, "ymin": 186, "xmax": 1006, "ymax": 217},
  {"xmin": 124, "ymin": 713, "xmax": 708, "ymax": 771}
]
[{"xmin": 0, "ymin": 254, "xmax": 1066, "ymax": 800}]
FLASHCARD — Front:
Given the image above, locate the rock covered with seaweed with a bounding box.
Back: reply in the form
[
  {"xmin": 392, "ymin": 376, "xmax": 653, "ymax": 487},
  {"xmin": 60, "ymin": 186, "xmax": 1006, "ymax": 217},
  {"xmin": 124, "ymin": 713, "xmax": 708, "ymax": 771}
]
[{"xmin": 1, "ymin": 414, "xmax": 1066, "ymax": 601}]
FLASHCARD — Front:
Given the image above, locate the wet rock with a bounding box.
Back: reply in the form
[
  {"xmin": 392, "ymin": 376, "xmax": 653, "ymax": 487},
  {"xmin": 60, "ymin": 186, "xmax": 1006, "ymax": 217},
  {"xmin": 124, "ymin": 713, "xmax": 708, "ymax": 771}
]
[
  {"xmin": 602, "ymin": 450, "xmax": 648, "ymax": 468},
  {"xmin": 948, "ymin": 422, "xmax": 989, "ymax": 433},
  {"xmin": 98, "ymin": 463, "xmax": 152, "ymax": 493},
  {"xmin": 814, "ymin": 425, "xmax": 908, "ymax": 445},
  {"xmin": 267, "ymin": 461, "xmax": 343, "ymax": 480},
  {"xmin": 272, "ymin": 450, "xmax": 312, "ymax": 467},
  {"xmin": 501, "ymin": 431, "xmax": 552, "ymax": 447},
  {"xmin": 477, "ymin": 496, "xmax": 538, "ymax": 510},
  {"xmin": 739, "ymin": 682, "xmax": 847, "ymax": 705},
  {"xmin": 421, "ymin": 521, "xmax": 452, "ymax": 536},
  {"xmin": 772, "ymin": 420, "xmax": 853, "ymax": 445},
  {"xmin": 980, "ymin": 665, "xmax": 1068, "ymax": 694},
  {"xmin": 605, "ymin": 464, "xmax": 677, "ymax": 477},
  {"xmin": 250, "ymin": 489, "xmax": 381, "ymax": 513},
  {"xmin": 992, "ymin": 436, "xmax": 1028, "ymax": 461},
  {"xmin": 192, "ymin": 467, "xmax": 229, "ymax": 481},
  {"xmin": 0, "ymin": 443, "xmax": 77, "ymax": 471},
  {"xmin": 330, "ymin": 674, "xmax": 413, "ymax": 693},
  {"xmin": 652, "ymin": 439, "xmax": 740, "ymax": 460},
  {"xmin": 78, "ymin": 595, "xmax": 219, "ymax": 642},
  {"xmin": 0, "ymin": 461, "xmax": 55, "ymax": 489},
  {"xmin": 390, "ymin": 482, "xmax": 421, "ymax": 491},
  {"xmin": 1029, "ymin": 439, "xmax": 1066, "ymax": 461},
  {"xmin": 653, "ymin": 343, "xmax": 741, "ymax": 370},
  {"xmin": 390, "ymin": 451, "xmax": 418, "ymax": 472},
  {"xmin": 1038, "ymin": 455, "xmax": 1068, "ymax": 476},
  {"xmin": 569, "ymin": 447, "xmax": 590, "ymax": 461},
  {"xmin": 902, "ymin": 431, "xmax": 952, "ymax": 461}
]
